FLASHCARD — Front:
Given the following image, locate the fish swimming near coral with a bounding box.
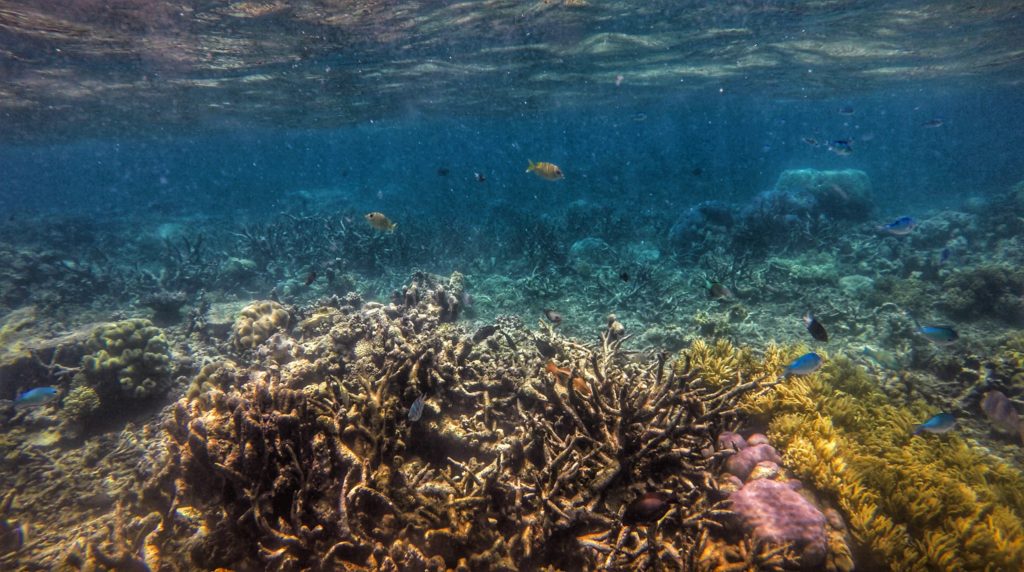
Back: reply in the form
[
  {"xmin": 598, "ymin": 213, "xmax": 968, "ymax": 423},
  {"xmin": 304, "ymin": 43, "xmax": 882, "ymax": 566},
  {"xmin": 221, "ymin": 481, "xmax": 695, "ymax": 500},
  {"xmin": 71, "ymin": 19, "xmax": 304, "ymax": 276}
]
[
  {"xmin": 304, "ymin": 271, "xmax": 317, "ymax": 286},
  {"xmin": 918, "ymin": 325, "xmax": 959, "ymax": 345},
  {"xmin": 622, "ymin": 492, "xmax": 676, "ymax": 526},
  {"xmin": 782, "ymin": 353, "xmax": 823, "ymax": 377},
  {"xmin": 861, "ymin": 346, "xmax": 902, "ymax": 370},
  {"xmin": 980, "ymin": 390, "xmax": 1024, "ymax": 444},
  {"xmin": 913, "ymin": 412, "xmax": 956, "ymax": 435},
  {"xmin": 803, "ymin": 312, "xmax": 828, "ymax": 342},
  {"xmin": 526, "ymin": 160, "xmax": 564, "ymax": 181},
  {"xmin": 545, "ymin": 360, "xmax": 572, "ymax": 382},
  {"xmin": 878, "ymin": 216, "xmax": 916, "ymax": 236},
  {"xmin": 543, "ymin": 308, "xmax": 563, "ymax": 325},
  {"xmin": 365, "ymin": 212, "xmax": 396, "ymax": 232},
  {"xmin": 13, "ymin": 387, "xmax": 58, "ymax": 409},
  {"xmin": 708, "ymin": 282, "xmax": 734, "ymax": 300},
  {"xmin": 408, "ymin": 394, "xmax": 426, "ymax": 422}
]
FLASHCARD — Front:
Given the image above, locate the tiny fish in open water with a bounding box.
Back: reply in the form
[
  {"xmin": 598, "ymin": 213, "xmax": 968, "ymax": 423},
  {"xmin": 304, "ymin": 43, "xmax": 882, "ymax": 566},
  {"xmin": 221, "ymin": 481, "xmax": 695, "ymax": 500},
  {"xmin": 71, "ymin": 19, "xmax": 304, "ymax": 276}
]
[
  {"xmin": 878, "ymin": 216, "xmax": 916, "ymax": 235},
  {"xmin": 838, "ymin": 105, "xmax": 855, "ymax": 115},
  {"xmin": 437, "ymin": 167, "xmax": 449, "ymax": 176},
  {"xmin": 803, "ymin": 312, "xmax": 828, "ymax": 342},
  {"xmin": 543, "ymin": 308, "xmax": 563, "ymax": 325},
  {"xmin": 913, "ymin": 412, "xmax": 956, "ymax": 435},
  {"xmin": 828, "ymin": 140, "xmax": 853, "ymax": 156},
  {"xmin": 408, "ymin": 394, "xmax": 426, "ymax": 422},
  {"xmin": 802, "ymin": 137, "xmax": 819, "ymax": 147},
  {"xmin": 365, "ymin": 212, "xmax": 396, "ymax": 232},
  {"xmin": 783, "ymin": 353, "xmax": 823, "ymax": 377},
  {"xmin": 474, "ymin": 172, "xmax": 486, "ymax": 182},
  {"xmin": 526, "ymin": 160, "xmax": 564, "ymax": 181},
  {"xmin": 14, "ymin": 387, "xmax": 58, "ymax": 409},
  {"xmin": 921, "ymin": 118, "xmax": 944, "ymax": 128}
]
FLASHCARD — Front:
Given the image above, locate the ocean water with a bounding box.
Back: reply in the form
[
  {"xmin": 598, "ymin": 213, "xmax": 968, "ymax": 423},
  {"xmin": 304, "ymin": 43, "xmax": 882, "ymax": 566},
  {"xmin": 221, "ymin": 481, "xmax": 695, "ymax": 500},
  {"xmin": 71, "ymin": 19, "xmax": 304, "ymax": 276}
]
[{"xmin": 2, "ymin": 2, "xmax": 1024, "ymax": 570}]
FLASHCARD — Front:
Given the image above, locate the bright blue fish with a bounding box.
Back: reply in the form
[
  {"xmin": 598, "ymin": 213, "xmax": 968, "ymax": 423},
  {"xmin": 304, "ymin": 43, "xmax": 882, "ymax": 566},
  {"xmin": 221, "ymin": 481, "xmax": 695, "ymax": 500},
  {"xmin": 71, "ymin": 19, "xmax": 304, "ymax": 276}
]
[
  {"xmin": 878, "ymin": 216, "xmax": 916, "ymax": 235},
  {"xmin": 913, "ymin": 412, "xmax": 956, "ymax": 435},
  {"xmin": 783, "ymin": 353, "xmax": 823, "ymax": 377},
  {"xmin": 408, "ymin": 394, "xmax": 426, "ymax": 422},
  {"xmin": 14, "ymin": 386, "xmax": 58, "ymax": 409}
]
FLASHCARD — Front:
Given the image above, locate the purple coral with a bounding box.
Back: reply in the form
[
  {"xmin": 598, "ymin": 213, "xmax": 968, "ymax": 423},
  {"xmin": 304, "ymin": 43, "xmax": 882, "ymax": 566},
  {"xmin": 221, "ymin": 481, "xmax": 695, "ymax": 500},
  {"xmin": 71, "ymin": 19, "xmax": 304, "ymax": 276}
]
[
  {"xmin": 729, "ymin": 478, "xmax": 828, "ymax": 566},
  {"xmin": 723, "ymin": 443, "xmax": 782, "ymax": 481}
]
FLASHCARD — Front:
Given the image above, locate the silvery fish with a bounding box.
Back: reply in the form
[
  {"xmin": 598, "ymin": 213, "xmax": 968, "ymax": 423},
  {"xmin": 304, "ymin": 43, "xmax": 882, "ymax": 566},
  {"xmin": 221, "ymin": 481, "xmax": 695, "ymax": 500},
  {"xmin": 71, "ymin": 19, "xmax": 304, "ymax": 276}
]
[
  {"xmin": 782, "ymin": 353, "xmax": 823, "ymax": 377},
  {"xmin": 878, "ymin": 216, "xmax": 916, "ymax": 235},
  {"xmin": 408, "ymin": 394, "xmax": 426, "ymax": 422},
  {"xmin": 861, "ymin": 346, "xmax": 902, "ymax": 370},
  {"xmin": 14, "ymin": 387, "xmax": 58, "ymax": 409},
  {"xmin": 980, "ymin": 390, "xmax": 1023, "ymax": 444},
  {"xmin": 913, "ymin": 412, "xmax": 956, "ymax": 435}
]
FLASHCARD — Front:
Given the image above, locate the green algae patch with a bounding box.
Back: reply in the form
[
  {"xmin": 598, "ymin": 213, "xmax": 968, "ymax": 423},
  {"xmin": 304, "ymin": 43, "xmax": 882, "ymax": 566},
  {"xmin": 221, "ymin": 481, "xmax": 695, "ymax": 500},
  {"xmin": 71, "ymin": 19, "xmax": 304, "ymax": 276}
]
[{"xmin": 744, "ymin": 356, "xmax": 1024, "ymax": 571}]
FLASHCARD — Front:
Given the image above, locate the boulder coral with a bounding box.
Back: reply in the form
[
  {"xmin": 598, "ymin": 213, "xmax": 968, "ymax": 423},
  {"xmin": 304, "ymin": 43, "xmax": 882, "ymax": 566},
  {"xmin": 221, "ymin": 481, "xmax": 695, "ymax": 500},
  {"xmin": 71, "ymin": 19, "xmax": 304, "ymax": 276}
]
[
  {"xmin": 77, "ymin": 318, "xmax": 173, "ymax": 403},
  {"xmin": 231, "ymin": 300, "xmax": 291, "ymax": 350}
]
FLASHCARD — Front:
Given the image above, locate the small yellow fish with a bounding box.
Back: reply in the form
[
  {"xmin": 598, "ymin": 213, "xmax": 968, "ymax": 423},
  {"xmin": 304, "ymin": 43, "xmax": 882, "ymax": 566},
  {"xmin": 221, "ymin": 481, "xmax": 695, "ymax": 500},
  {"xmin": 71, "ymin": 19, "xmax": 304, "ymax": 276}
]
[
  {"xmin": 526, "ymin": 160, "xmax": 564, "ymax": 181},
  {"xmin": 365, "ymin": 212, "xmax": 396, "ymax": 232}
]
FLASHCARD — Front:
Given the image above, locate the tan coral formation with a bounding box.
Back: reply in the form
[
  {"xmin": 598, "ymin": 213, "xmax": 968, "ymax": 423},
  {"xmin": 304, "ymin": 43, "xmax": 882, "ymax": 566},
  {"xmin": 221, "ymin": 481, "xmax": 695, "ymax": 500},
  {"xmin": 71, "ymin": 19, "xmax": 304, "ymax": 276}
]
[
  {"xmin": 141, "ymin": 273, "xmax": 768, "ymax": 570},
  {"xmin": 231, "ymin": 300, "xmax": 290, "ymax": 350}
]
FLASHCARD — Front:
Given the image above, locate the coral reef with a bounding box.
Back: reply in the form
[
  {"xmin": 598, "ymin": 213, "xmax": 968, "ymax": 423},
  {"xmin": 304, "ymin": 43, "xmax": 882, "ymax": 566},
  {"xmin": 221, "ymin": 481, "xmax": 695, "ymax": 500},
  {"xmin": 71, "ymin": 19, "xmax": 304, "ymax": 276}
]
[
  {"xmin": 745, "ymin": 356, "xmax": 1024, "ymax": 571},
  {"xmin": 231, "ymin": 300, "xmax": 291, "ymax": 350},
  {"xmin": 941, "ymin": 264, "xmax": 1024, "ymax": 324},
  {"xmin": 77, "ymin": 319, "xmax": 173, "ymax": 401},
  {"xmin": 147, "ymin": 275, "xmax": 766, "ymax": 570}
]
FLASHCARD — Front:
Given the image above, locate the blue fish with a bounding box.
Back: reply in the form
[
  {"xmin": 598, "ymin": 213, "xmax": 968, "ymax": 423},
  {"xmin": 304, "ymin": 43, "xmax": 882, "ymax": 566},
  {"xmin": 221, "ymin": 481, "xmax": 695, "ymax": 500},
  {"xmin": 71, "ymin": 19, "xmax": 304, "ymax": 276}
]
[
  {"xmin": 879, "ymin": 216, "xmax": 916, "ymax": 235},
  {"xmin": 938, "ymin": 247, "xmax": 952, "ymax": 265},
  {"xmin": 408, "ymin": 394, "xmax": 426, "ymax": 422},
  {"xmin": 919, "ymin": 325, "xmax": 959, "ymax": 345},
  {"xmin": 913, "ymin": 412, "xmax": 956, "ymax": 435},
  {"xmin": 783, "ymin": 353, "xmax": 823, "ymax": 377},
  {"xmin": 14, "ymin": 387, "xmax": 58, "ymax": 409}
]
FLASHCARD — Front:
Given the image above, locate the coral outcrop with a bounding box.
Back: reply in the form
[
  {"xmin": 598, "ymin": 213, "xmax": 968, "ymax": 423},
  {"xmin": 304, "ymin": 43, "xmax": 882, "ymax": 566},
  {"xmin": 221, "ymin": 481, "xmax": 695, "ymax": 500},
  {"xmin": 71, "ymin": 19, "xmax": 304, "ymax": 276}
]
[
  {"xmin": 231, "ymin": 300, "xmax": 291, "ymax": 350},
  {"xmin": 147, "ymin": 275, "xmax": 766, "ymax": 570}
]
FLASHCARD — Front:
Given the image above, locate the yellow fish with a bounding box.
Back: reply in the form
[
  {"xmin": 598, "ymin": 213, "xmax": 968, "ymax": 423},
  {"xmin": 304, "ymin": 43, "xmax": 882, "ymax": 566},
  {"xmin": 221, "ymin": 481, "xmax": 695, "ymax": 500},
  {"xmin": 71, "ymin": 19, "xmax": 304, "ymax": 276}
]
[
  {"xmin": 526, "ymin": 160, "xmax": 564, "ymax": 181},
  {"xmin": 365, "ymin": 212, "xmax": 396, "ymax": 232}
]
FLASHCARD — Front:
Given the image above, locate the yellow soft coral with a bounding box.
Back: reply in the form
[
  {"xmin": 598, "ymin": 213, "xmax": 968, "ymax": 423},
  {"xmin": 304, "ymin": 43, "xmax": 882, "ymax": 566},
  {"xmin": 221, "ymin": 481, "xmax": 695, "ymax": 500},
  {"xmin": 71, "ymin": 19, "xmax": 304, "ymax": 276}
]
[{"xmin": 745, "ymin": 356, "xmax": 1024, "ymax": 571}]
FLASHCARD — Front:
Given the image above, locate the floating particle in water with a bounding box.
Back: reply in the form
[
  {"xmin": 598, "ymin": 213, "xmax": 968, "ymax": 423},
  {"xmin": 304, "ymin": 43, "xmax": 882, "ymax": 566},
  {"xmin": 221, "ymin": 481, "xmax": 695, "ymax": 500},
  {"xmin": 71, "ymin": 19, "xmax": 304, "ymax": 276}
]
[
  {"xmin": 691, "ymin": 167, "xmax": 704, "ymax": 177},
  {"xmin": 631, "ymin": 112, "xmax": 647, "ymax": 122}
]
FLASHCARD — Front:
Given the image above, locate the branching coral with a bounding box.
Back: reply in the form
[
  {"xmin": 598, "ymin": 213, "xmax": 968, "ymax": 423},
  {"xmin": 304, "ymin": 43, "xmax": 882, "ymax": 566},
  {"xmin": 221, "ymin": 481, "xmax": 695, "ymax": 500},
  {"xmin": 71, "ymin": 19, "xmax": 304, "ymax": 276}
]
[
  {"xmin": 745, "ymin": 356, "xmax": 1024, "ymax": 570},
  {"xmin": 147, "ymin": 273, "xmax": 767, "ymax": 570}
]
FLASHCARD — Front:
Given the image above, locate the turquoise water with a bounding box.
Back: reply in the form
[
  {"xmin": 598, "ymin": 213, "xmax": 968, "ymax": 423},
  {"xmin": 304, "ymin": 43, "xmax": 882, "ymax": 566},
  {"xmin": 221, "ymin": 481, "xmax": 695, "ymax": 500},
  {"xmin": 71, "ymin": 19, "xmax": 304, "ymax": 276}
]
[{"xmin": 3, "ymin": 2, "xmax": 1024, "ymax": 570}]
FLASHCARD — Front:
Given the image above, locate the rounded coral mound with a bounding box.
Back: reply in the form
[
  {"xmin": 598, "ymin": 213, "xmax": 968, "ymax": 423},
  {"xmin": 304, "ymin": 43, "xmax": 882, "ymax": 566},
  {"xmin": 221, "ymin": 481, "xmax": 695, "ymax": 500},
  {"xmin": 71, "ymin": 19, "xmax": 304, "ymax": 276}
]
[
  {"xmin": 231, "ymin": 300, "xmax": 290, "ymax": 350},
  {"xmin": 79, "ymin": 318, "xmax": 173, "ymax": 401}
]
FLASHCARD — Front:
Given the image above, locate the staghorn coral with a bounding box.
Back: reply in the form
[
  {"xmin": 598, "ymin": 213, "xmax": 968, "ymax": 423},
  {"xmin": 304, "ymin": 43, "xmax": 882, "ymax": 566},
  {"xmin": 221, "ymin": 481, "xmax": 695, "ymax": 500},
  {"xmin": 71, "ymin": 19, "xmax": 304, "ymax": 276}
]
[
  {"xmin": 231, "ymin": 300, "xmax": 291, "ymax": 350},
  {"xmin": 146, "ymin": 275, "xmax": 769, "ymax": 571},
  {"xmin": 745, "ymin": 356, "xmax": 1024, "ymax": 571}
]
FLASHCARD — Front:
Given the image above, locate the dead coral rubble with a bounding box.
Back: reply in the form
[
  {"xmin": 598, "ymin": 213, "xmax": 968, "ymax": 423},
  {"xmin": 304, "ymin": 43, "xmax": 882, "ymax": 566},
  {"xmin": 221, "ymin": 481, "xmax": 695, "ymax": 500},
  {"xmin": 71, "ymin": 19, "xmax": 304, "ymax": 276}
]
[{"xmin": 148, "ymin": 272, "xmax": 765, "ymax": 570}]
